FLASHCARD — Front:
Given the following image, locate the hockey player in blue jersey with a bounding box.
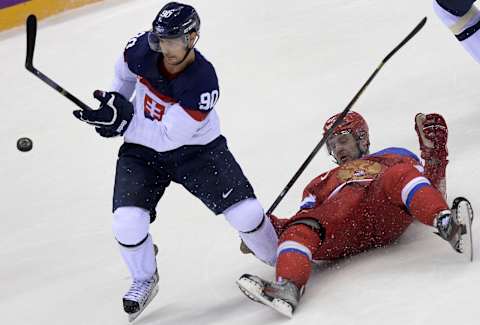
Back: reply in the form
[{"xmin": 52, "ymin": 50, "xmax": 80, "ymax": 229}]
[
  {"xmin": 72, "ymin": 2, "xmax": 278, "ymax": 321},
  {"xmin": 433, "ymin": 0, "xmax": 480, "ymax": 63}
]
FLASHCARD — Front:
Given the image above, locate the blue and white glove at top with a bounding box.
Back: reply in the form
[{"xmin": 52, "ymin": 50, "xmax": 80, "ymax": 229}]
[{"xmin": 73, "ymin": 90, "xmax": 134, "ymax": 138}]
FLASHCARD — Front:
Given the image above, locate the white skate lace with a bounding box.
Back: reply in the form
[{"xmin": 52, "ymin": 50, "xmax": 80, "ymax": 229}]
[{"xmin": 124, "ymin": 276, "xmax": 157, "ymax": 303}]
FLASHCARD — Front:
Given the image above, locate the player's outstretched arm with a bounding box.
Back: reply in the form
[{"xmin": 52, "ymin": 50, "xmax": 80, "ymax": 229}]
[{"xmin": 433, "ymin": 0, "xmax": 480, "ymax": 62}]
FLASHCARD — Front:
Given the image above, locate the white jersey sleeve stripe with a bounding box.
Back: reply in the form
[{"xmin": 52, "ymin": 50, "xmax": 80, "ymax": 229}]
[{"xmin": 401, "ymin": 176, "xmax": 431, "ymax": 209}]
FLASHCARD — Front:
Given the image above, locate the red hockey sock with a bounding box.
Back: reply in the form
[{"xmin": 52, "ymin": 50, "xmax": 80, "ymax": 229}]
[
  {"xmin": 409, "ymin": 186, "xmax": 449, "ymax": 225},
  {"xmin": 276, "ymin": 224, "xmax": 321, "ymax": 288}
]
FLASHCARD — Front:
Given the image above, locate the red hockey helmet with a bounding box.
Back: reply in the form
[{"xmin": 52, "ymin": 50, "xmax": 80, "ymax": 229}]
[{"xmin": 323, "ymin": 111, "xmax": 370, "ymax": 155}]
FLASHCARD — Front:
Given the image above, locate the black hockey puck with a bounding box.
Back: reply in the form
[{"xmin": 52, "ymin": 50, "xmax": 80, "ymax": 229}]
[{"xmin": 17, "ymin": 137, "xmax": 33, "ymax": 152}]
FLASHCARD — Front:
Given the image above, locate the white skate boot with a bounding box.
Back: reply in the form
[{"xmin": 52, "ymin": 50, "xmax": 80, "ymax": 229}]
[{"xmin": 123, "ymin": 270, "xmax": 159, "ymax": 322}]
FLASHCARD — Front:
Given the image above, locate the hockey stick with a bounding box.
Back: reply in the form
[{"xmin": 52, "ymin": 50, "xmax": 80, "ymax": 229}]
[
  {"xmin": 25, "ymin": 15, "xmax": 93, "ymax": 111},
  {"xmin": 266, "ymin": 17, "xmax": 428, "ymax": 215}
]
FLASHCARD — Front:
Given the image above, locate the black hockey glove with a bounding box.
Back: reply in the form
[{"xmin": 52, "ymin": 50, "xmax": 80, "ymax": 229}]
[{"xmin": 73, "ymin": 90, "xmax": 134, "ymax": 137}]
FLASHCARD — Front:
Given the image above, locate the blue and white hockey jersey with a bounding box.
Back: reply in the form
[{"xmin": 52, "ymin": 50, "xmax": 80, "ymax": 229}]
[{"xmin": 111, "ymin": 32, "xmax": 221, "ymax": 152}]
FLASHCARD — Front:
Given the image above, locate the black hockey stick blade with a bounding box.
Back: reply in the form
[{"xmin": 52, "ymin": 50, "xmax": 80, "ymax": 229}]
[
  {"xmin": 25, "ymin": 14, "xmax": 37, "ymax": 70},
  {"xmin": 342, "ymin": 17, "xmax": 428, "ymax": 123},
  {"xmin": 266, "ymin": 17, "xmax": 428, "ymax": 215},
  {"xmin": 24, "ymin": 15, "xmax": 93, "ymax": 111},
  {"xmin": 383, "ymin": 17, "xmax": 427, "ymax": 64}
]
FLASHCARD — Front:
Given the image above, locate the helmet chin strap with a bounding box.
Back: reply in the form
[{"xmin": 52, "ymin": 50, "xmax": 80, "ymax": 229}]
[{"xmin": 172, "ymin": 34, "xmax": 200, "ymax": 66}]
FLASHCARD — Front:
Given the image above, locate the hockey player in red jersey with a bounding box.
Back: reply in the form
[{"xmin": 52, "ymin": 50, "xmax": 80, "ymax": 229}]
[{"xmin": 237, "ymin": 111, "xmax": 466, "ymax": 318}]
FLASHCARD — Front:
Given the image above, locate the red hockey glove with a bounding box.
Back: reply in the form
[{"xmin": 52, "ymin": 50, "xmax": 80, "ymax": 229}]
[
  {"xmin": 415, "ymin": 113, "xmax": 449, "ymax": 196},
  {"xmin": 415, "ymin": 113, "xmax": 448, "ymax": 163}
]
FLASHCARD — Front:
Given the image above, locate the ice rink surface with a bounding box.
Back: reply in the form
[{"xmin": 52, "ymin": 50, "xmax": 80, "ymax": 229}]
[{"xmin": 1, "ymin": 0, "xmax": 479, "ymax": 324}]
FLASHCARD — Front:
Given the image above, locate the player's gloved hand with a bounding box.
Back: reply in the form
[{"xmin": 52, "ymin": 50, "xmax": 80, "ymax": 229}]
[
  {"xmin": 73, "ymin": 90, "xmax": 134, "ymax": 137},
  {"xmin": 415, "ymin": 113, "xmax": 448, "ymax": 197},
  {"xmin": 415, "ymin": 113, "xmax": 448, "ymax": 163},
  {"xmin": 95, "ymin": 127, "xmax": 120, "ymax": 138}
]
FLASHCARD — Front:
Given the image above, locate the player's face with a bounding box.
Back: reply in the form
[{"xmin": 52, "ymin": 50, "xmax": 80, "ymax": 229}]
[
  {"xmin": 159, "ymin": 37, "xmax": 189, "ymax": 64},
  {"xmin": 328, "ymin": 133, "xmax": 361, "ymax": 164}
]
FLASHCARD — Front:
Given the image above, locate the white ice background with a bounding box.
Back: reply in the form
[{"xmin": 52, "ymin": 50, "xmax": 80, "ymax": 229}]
[{"xmin": 1, "ymin": 0, "xmax": 479, "ymax": 324}]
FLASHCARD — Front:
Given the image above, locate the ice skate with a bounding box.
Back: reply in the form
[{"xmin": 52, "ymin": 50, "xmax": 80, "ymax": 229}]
[
  {"xmin": 236, "ymin": 273, "xmax": 302, "ymax": 318},
  {"xmin": 435, "ymin": 197, "xmax": 474, "ymax": 261},
  {"xmin": 123, "ymin": 271, "xmax": 159, "ymax": 322}
]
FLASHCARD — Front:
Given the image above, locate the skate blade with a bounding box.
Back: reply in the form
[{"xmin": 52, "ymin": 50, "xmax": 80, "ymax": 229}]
[
  {"xmin": 237, "ymin": 276, "xmax": 264, "ymax": 304},
  {"xmin": 465, "ymin": 212, "xmax": 474, "ymax": 263},
  {"xmin": 454, "ymin": 197, "xmax": 474, "ymax": 262},
  {"xmin": 236, "ymin": 277, "xmax": 293, "ymax": 318},
  {"xmin": 127, "ymin": 285, "xmax": 159, "ymax": 323}
]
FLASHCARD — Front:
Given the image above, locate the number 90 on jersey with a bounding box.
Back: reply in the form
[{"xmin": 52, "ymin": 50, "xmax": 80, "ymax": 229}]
[{"xmin": 199, "ymin": 90, "xmax": 219, "ymax": 111}]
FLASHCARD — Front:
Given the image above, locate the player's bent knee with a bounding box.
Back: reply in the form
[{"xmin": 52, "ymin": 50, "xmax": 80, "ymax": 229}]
[
  {"xmin": 112, "ymin": 206, "xmax": 151, "ymax": 246},
  {"xmin": 223, "ymin": 198, "xmax": 264, "ymax": 233}
]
